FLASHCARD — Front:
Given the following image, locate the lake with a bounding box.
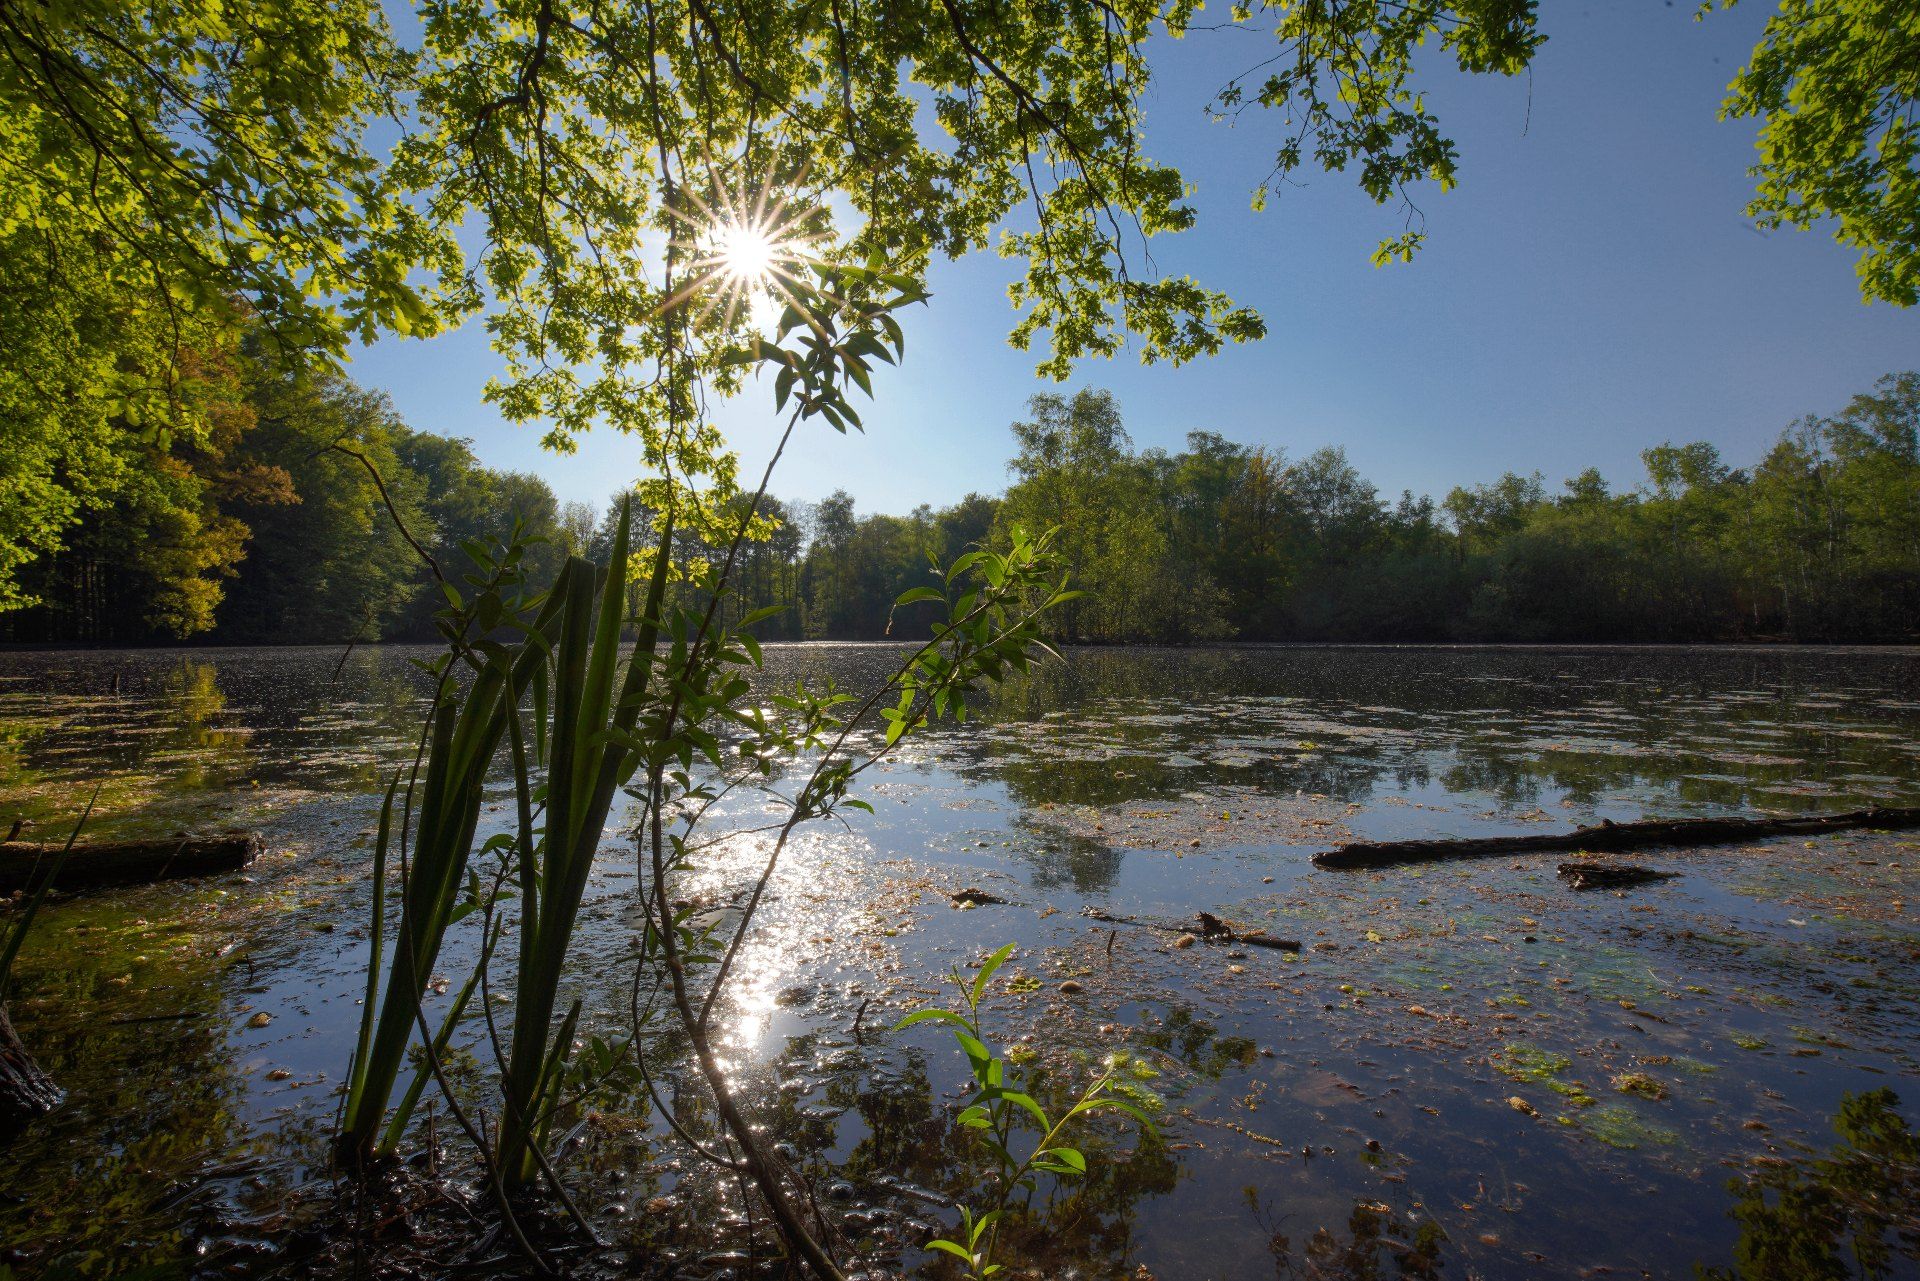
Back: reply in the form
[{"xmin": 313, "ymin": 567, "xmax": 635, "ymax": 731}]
[{"xmin": 2, "ymin": 644, "xmax": 1918, "ymax": 1279}]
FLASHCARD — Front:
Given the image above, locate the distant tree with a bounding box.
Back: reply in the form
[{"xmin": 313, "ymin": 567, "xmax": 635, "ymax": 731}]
[
  {"xmin": 555, "ymin": 501, "xmax": 601, "ymax": 560},
  {"xmin": 1444, "ymin": 472, "xmax": 1548, "ymax": 555},
  {"xmin": 214, "ymin": 355, "xmax": 426, "ymax": 644},
  {"xmin": 624, "ymin": 376, "xmax": 1920, "ymax": 646}
]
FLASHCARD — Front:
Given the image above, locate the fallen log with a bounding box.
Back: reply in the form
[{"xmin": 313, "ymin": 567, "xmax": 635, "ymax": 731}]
[
  {"xmin": 0, "ymin": 832, "xmax": 261, "ymax": 893},
  {"xmin": 1314, "ymin": 805, "xmax": 1920, "ymax": 870}
]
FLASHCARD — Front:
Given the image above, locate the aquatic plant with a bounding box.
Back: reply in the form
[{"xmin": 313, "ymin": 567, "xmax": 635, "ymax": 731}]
[
  {"xmin": 337, "ymin": 523, "xmax": 567, "ymax": 1164},
  {"xmin": 897, "ymin": 942, "xmax": 1160, "ymax": 1278},
  {"xmin": 493, "ymin": 502, "xmax": 674, "ymax": 1190},
  {"xmin": 335, "ymin": 264, "xmax": 1081, "ymax": 1278}
]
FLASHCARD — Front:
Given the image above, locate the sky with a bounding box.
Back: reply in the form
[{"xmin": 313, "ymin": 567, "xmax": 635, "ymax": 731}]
[{"xmin": 346, "ymin": 1, "xmax": 1920, "ymax": 518}]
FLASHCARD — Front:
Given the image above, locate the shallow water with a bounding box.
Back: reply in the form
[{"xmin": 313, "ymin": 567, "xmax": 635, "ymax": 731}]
[{"xmin": 2, "ymin": 644, "xmax": 1918, "ymax": 1279}]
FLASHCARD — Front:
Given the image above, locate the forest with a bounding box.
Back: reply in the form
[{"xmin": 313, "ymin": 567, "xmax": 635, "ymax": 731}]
[
  {"xmin": 7, "ymin": 357, "xmax": 1916, "ymax": 647},
  {"xmin": 4, "ymin": 1, "xmax": 1920, "ymax": 1279}
]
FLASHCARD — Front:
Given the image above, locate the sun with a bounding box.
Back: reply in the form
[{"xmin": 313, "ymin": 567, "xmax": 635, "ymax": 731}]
[
  {"xmin": 714, "ymin": 220, "xmax": 780, "ymax": 287},
  {"xmin": 660, "ymin": 180, "xmax": 830, "ymax": 332}
]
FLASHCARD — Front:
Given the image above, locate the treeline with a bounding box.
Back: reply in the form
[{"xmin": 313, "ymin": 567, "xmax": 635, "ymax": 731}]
[
  {"xmin": 7, "ymin": 352, "xmax": 1916, "ymax": 646},
  {"xmin": 694, "ymin": 377, "xmax": 1920, "ymax": 644},
  {"xmin": 1, "ymin": 334, "xmax": 579, "ymax": 646}
]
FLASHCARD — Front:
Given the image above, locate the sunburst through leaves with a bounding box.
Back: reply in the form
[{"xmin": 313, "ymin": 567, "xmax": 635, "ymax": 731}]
[{"xmin": 667, "ymin": 180, "xmax": 830, "ymax": 333}]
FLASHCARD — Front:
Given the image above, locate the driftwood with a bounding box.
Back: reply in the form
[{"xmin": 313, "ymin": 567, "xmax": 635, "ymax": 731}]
[
  {"xmin": 1557, "ymin": 863, "xmax": 1679, "ymax": 891},
  {"xmin": 1083, "ymin": 906, "xmax": 1301, "ymax": 951},
  {"xmin": 0, "ymin": 831, "xmax": 261, "ymax": 893},
  {"xmin": 1313, "ymin": 805, "xmax": 1920, "ymax": 870}
]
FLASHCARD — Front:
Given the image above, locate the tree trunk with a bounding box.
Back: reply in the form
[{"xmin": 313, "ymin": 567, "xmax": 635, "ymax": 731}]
[
  {"xmin": 1315, "ymin": 806, "xmax": 1920, "ymax": 869},
  {"xmin": 0, "ymin": 832, "xmax": 260, "ymax": 893},
  {"xmin": 0, "ymin": 1000, "xmax": 60, "ymax": 1137}
]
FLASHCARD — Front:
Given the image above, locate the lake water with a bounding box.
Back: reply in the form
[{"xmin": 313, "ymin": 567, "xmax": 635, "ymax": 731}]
[{"xmin": 2, "ymin": 644, "xmax": 1918, "ymax": 1279}]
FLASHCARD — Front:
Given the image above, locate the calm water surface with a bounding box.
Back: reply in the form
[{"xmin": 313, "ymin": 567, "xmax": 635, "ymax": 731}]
[{"xmin": 2, "ymin": 644, "xmax": 1917, "ymax": 1279}]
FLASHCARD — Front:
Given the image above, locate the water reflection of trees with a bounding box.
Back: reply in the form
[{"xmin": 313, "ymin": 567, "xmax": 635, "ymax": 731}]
[
  {"xmin": 1244, "ymin": 1188, "xmax": 1446, "ymax": 1280},
  {"xmin": 1007, "ymin": 821, "xmax": 1126, "ymax": 893},
  {"xmin": 1133, "ymin": 1004, "xmax": 1258, "ymax": 1082},
  {"xmin": 645, "ymin": 1024, "xmax": 1188, "ymax": 1277},
  {"xmin": 0, "ymin": 650, "xmax": 450, "ymax": 836},
  {"xmin": 0, "ymin": 897, "xmax": 263, "ymax": 1276},
  {"xmin": 941, "ymin": 648, "xmax": 1920, "ymax": 830},
  {"xmin": 1698, "ymin": 1089, "xmax": 1920, "ymax": 1281}
]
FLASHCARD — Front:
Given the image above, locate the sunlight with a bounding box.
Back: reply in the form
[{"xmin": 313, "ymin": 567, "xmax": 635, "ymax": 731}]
[
  {"xmin": 714, "ymin": 220, "xmax": 780, "ymax": 287},
  {"xmin": 661, "ymin": 179, "xmax": 830, "ymax": 334}
]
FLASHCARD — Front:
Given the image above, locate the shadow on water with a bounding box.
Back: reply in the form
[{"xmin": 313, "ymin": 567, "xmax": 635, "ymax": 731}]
[
  {"xmin": 1, "ymin": 644, "xmax": 1918, "ymax": 1277},
  {"xmin": 1700, "ymin": 1089, "xmax": 1919, "ymax": 1281}
]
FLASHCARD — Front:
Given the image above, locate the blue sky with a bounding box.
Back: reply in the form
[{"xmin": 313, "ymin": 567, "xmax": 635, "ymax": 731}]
[{"xmin": 347, "ymin": 2, "xmax": 1920, "ymax": 517}]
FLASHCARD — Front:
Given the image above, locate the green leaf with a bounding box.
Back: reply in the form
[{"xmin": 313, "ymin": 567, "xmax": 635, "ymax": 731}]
[
  {"xmin": 1043, "ymin": 1145, "xmax": 1086, "ymax": 1174},
  {"xmin": 995, "ymin": 1089, "xmax": 1049, "ymax": 1129},
  {"xmin": 954, "ymin": 1031, "xmax": 994, "ymax": 1070},
  {"xmin": 971, "ymin": 941, "xmax": 1016, "ymax": 1006}
]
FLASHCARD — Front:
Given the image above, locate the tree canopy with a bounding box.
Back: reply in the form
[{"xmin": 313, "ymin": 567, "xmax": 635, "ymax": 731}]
[
  {"xmin": 1, "ymin": 0, "xmax": 1915, "ymax": 619},
  {"xmin": 1722, "ymin": 0, "xmax": 1920, "ymax": 306}
]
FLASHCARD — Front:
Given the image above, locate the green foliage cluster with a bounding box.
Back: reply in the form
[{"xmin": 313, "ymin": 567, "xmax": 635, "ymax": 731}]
[
  {"xmin": 3, "ymin": 0, "xmax": 1913, "ymax": 654},
  {"xmin": 1, "ymin": 333, "xmax": 574, "ymax": 645},
  {"xmin": 895, "ymin": 942, "xmax": 1160, "ymax": 1278},
  {"xmin": 703, "ymin": 374, "xmax": 1920, "ymax": 645},
  {"xmin": 1720, "ymin": 0, "xmax": 1920, "ymax": 306}
]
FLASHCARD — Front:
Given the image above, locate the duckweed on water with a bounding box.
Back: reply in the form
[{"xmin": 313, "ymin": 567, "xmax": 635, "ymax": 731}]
[
  {"xmin": 1494, "ymin": 1042, "xmax": 1571, "ymax": 1083},
  {"xmin": 1614, "ymin": 1071, "xmax": 1669, "ymax": 1100},
  {"xmin": 1583, "ymin": 1105, "xmax": 1681, "ymax": 1150}
]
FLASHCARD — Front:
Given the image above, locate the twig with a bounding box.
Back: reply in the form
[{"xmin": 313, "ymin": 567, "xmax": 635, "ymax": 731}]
[{"xmin": 1081, "ymin": 907, "xmax": 1300, "ymax": 951}]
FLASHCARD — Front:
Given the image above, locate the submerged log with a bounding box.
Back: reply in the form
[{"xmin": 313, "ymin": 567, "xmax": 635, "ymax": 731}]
[
  {"xmin": 1557, "ymin": 863, "xmax": 1679, "ymax": 891},
  {"xmin": 0, "ymin": 831, "xmax": 261, "ymax": 893},
  {"xmin": 1314, "ymin": 805, "xmax": 1920, "ymax": 870},
  {"xmin": 0, "ymin": 1001, "xmax": 61, "ymax": 1137}
]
